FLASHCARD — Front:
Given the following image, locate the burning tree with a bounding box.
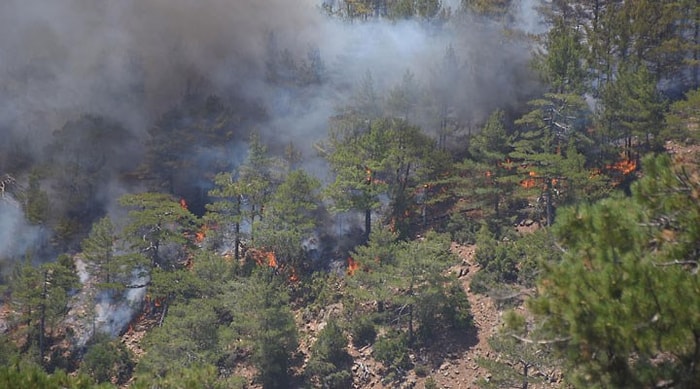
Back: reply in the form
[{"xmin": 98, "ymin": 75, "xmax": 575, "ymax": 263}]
[
  {"xmin": 347, "ymin": 228, "xmax": 472, "ymax": 345},
  {"xmin": 323, "ymin": 117, "xmax": 444, "ymax": 240},
  {"xmin": 119, "ymin": 192, "xmax": 198, "ymax": 270},
  {"xmin": 255, "ymin": 169, "xmax": 322, "ymax": 272},
  {"xmin": 530, "ymin": 154, "xmax": 700, "ymax": 387}
]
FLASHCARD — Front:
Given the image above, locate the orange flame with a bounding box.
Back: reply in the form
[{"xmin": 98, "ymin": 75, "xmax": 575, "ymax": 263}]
[
  {"xmin": 249, "ymin": 248, "xmax": 279, "ymax": 269},
  {"xmin": 267, "ymin": 251, "xmax": 278, "ymax": 268},
  {"xmin": 179, "ymin": 198, "xmax": 188, "ymax": 210},
  {"xmin": 607, "ymin": 158, "xmax": 637, "ymax": 175},
  {"xmin": 498, "ymin": 158, "xmax": 515, "ymax": 170},
  {"xmin": 485, "ymin": 170, "xmax": 492, "ymax": 178},
  {"xmin": 347, "ymin": 257, "xmax": 360, "ymax": 276},
  {"xmin": 521, "ymin": 171, "xmax": 538, "ymax": 189},
  {"xmin": 289, "ymin": 267, "xmax": 299, "ymax": 283},
  {"xmin": 195, "ymin": 224, "xmax": 208, "ymax": 243},
  {"xmin": 364, "ymin": 166, "xmax": 386, "ymax": 185}
]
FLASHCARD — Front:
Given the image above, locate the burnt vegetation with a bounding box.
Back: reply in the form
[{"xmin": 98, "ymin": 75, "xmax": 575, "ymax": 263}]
[{"xmin": 1, "ymin": 0, "xmax": 700, "ymax": 388}]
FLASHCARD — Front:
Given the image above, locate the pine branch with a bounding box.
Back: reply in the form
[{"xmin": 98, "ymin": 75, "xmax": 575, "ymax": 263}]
[
  {"xmin": 652, "ymin": 260, "xmax": 698, "ymax": 267},
  {"xmin": 509, "ymin": 334, "xmax": 571, "ymax": 345}
]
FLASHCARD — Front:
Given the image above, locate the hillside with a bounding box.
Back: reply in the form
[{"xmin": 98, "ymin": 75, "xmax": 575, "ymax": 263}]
[{"xmin": 2, "ymin": 0, "xmax": 700, "ymax": 387}]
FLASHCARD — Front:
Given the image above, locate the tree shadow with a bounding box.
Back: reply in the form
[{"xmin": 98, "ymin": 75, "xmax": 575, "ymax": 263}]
[{"xmin": 415, "ymin": 323, "xmax": 480, "ymax": 371}]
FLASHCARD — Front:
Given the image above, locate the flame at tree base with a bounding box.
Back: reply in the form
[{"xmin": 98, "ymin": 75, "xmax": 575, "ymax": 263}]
[{"xmin": 347, "ymin": 257, "xmax": 359, "ymax": 276}]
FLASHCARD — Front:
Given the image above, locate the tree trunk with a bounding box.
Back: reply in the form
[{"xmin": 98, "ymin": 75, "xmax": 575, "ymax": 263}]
[
  {"xmin": 235, "ymin": 195, "xmax": 242, "ymax": 260},
  {"xmin": 39, "ymin": 270, "xmax": 48, "ymax": 363},
  {"xmin": 365, "ymin": 207, "xmax": 371, "ymax": 242},
  {"xmin": 521, "ymin": 360, "xmax": 529, "ymax": 389},
  {"xmin": 408, "ymin": 303, "xmax": 414, "ymax": 347},
  {"xmin": 545, "ymin": 179, "xmax": 554, "ymax": 227}
]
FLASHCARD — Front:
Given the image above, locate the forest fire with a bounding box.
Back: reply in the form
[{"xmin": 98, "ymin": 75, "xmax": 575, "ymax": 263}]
[
  {"xmin": 267, "ymin": 251, "xmax": 278, "ymax": 268},
  {"xmin": 521, "ymin": 171, "xmax": 538, "ymax": 189},
  {"xmin": 246, "ymin": 247, "xmax": 278, "ymax": 269},
  {"xmin": 179, "ymin": 198, "xmax": 188, "ymax": 210},
  {"xmin": 195, "ymin": 224, "xmax": 208, "ymax": 243},
  {"xmin": 608, "ymin": 158, "xmax": 637, "ymax": 175},
  {"xmin": 364, "ymin": 166, "xmax": 386, "ymax": 185},
  {"xmin": 347, "ymin": 257, "xmax": 360, "ymax": 276},
  {"xmin": 288, "ymin": 267, "xmax": 299, "ymax": 283}
]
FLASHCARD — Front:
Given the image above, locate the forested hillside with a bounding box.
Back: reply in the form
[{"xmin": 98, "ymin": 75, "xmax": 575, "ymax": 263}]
[{"xmin": 1, "ymin": 0, "xmax": 699, "ymax": 388}]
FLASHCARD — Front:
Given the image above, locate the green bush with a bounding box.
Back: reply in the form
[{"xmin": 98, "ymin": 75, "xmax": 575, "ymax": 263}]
[
  {"xmin": 442, "ymin": 281, "xmax": 473, "ymax": 330},
  {"xmin": 349, "ymin": 315, "xmax": 377, "ymax": 347},
  {"xmin": 414, "ymin": 363, "xmax": 429, "ymax": 377},
  {"xmin": 307, "ymin": 319, "xmax": 352, "ymax": 388},
  {"xmin": 323, "ymin": 370, "xmax": 353, "ymax": 389},
  {"xmin": 81, "ymin": 335, "xmax": 134, "ymax": 385},
  {"xmin": 373, "ymin": 331, "xmax": 410, "ymax": 371},
  {"xmin": 445, "ymin": 213, "xmax": 481, "ymax": 245}
]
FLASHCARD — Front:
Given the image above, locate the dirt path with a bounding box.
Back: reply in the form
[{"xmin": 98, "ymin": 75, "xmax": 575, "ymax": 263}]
[{"xmin": 420, "ymin": 243, "xmax": 500, "ymax": 389}]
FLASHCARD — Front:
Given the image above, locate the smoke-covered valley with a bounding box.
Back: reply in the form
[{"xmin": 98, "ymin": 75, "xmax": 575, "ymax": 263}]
[
  {"xmin": 0, "ymin": 0, "xmax": 543, "ymax": 256},
  {"xmin": 0, "ymin": 0, "xmax": 545, "ymax": 342},
  {"xmin": 4, "ymin": 1, "xmax": 700, "ymax": 387}
]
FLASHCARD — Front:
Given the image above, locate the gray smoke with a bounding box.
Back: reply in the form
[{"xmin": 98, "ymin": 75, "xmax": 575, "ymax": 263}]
[
  {"xmin": 0, "ymin": 0, "xmax": 546, "ymax": 258},
  {"xmin": 1, "ymin": 0, "xmax": 546, "ymax": 334},
  {"xmin": 0, "ymin": 0, "xmax": 542, "ymax": 148},
  {"xmin": 0, "ymin": 197, "xmax": 45, "ymax": 261}
]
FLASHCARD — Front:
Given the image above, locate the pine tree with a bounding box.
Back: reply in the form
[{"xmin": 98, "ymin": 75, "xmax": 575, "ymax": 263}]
[
  {"xmin": 229, "ymin": 271, "xmax": 298, "ymax": 389},
  {"xmin": 119, "ymin": 192, "xmax": 198, "ymax": 270},
  {"xmin": 81, "ymin": 217, "xmax": 121, "ymax": 288},
  {"xmin": 206, "ymin": 172, "xmax": 246, "ymax": 259},
  {"xmin": 530, "ymin": 155, "xmax": 700, "ymax": 387},
  {"xmin": 10, "ymin": 256, "xmax": 78, "ymax": 365},
  {"xmin": 306, "ymin": 319, "xmax": 352, "ymax": 388},
  {"xmin": 255, "ymin": 169, "xmax": 322, "ymax": 269}
]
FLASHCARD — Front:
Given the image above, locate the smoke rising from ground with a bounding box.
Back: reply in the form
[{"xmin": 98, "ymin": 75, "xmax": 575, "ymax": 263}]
[
  {"xmin": 0, "ymin": 198, "xmax": 45, "ymax": 260},
  {"xmin": 0, "ymin": 0, "xmax": 543, "ymax": 255},
  {"xmin": 0, "ymin": 0, "xmax": 545, "ymax": 341}
]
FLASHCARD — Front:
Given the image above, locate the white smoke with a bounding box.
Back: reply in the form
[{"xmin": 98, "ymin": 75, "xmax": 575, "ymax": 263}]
[
  {"xmin": 94, "ymin": 279, "xmax": 147, "ymax": 337},
  {"xmin": 0, "ymin": 197, "xmax": 44, "ymax": 260}
]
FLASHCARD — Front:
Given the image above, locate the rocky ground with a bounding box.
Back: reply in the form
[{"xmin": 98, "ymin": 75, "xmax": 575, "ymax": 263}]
[{"xmin": 298, "ymin": 243, "xmax": 503, "ymax": 389}]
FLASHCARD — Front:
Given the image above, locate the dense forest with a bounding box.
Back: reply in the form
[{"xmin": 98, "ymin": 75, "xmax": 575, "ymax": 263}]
[{"xmin": 1, "ymin": 0, "xmax": 699, "ymax": 388}]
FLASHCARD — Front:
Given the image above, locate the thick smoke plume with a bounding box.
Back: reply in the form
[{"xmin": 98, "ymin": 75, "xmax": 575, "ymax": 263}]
[
  {"xmin": 0, "ymin": 0, "xmax": 544, "ymax": 331},
  {"xmin": 0, "ymin": 0, "xmax": 541, "ymax": 150},
  {"xmin": 0, "ymin": 0, "xmax": 544, "ymax": 252}
]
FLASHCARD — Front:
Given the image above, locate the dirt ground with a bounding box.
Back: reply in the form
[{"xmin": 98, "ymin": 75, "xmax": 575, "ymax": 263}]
[{"xmin": 340, "ymin": 243, "xmax": 502, "ymax": 389}]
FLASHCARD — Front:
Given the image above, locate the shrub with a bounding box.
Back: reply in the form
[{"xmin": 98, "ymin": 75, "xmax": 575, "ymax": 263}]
[
  {"xmin": 373, "ymin": 331, "xmax": 410, "ymax": 372},
  {"xmin": 307, "ymin": 319, "xmax": 352, "ymax": 389},
  {"xmin": 349, "ymin": 315, "xmax": 377, "ymax": 347},
  {"xmin": 81, "ymin": 334, "xmax": 134, "ymax": 385},
  {"xmin": 442, "ymin": 281, "xmax": 473, "ymax": 330},
  {"xmin": 445, "ymin": 213, "xmax": 481, "ymax": 245},
  {"xmin": 414, "ymin": 364, "xmax": 429, "ymax": 377}
]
